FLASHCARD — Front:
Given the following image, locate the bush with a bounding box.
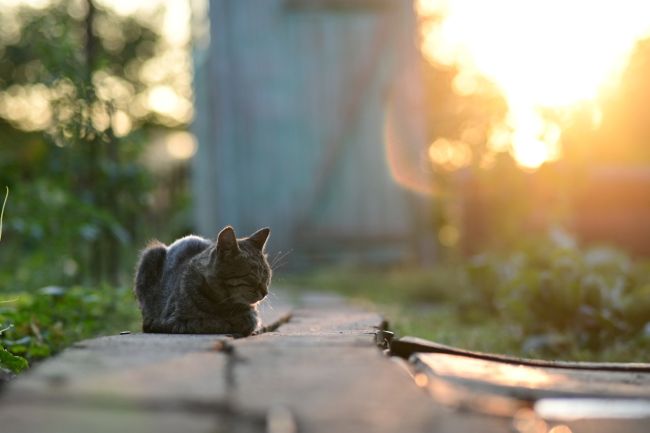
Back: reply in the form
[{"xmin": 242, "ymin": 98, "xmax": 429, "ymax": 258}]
[{"xmin": 485, "ymin": 232, "xmax": 650, "ymax": 355}]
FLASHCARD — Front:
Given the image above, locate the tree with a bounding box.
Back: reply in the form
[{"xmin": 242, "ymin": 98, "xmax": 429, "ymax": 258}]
[{"xmin": 0, "ymin": 0, "xmax": 190, "ymax": 290}]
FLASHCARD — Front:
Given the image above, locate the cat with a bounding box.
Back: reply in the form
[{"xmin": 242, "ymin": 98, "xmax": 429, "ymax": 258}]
[{"xmin": 134, "ymin": 226, "xmax": 271, "ymax": 337}]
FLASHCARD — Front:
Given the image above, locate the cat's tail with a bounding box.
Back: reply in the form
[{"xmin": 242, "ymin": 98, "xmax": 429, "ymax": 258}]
[{"xmin": 134, "ymin": 241, "xmax": 167, "ymax": 331}]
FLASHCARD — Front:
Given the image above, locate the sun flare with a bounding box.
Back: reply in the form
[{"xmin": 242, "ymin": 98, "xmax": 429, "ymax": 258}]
[{"xmin": 418, "ymin": 0, "xmax": 650, "ymax": 169}]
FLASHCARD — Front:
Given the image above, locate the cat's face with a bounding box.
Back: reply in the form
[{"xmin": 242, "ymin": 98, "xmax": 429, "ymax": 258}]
[{"xmin": 213, "ymin": 226, "xmax": 272, "ymax": 305}]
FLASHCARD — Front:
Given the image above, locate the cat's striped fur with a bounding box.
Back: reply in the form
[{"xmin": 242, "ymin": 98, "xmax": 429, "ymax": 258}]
[{"xmin": 134, "ymin": 226, "xmax": 271, "ymax": 337}]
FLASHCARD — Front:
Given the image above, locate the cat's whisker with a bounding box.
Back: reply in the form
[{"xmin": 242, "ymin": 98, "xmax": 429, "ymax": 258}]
[
  {"xmin": 277, "ymin": 250, "xmax": 292, "ymax": 265},
  {"xmin": 265, "ymin": 292, "xmax": 282, "ymax": 310},
  {"xmin": 272, "ymin": 259, "xmax": 289, "ymax": 271},
  {"xmin": 271, "ymin": 259, "xmax": 287, "ymax": 271},
  {"xmin": 270, "ymin": 249, "xmax": 292, "ymax": 269},
  {"xmin": 275, "ymin": 249, "xmax": 292, "ymax": 263},
  {"xmin": 270, "ymin": 250, "xmax": 282, "ymax": 263}
]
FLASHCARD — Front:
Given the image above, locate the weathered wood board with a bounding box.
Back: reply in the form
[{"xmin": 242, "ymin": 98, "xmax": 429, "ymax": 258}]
[
  {"xmin": 411, "ymin": 350, "xmax": 650, "ymax": 433},
  {"xmin": 393, "ymin": 336, "xmax": 650, "ymax": 372},
  {"xmin": 413, "ymin": 352, "xmax": 650, "ymax": 400}
]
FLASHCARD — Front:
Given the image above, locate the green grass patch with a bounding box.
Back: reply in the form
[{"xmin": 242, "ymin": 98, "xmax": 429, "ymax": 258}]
[
  {"xmin": 279, "ymin": 238, "xmax": 650, "ymax": 362},
  {"xmin": 0, "ymin": 285, "xmax": 140, "ymax": 373}
]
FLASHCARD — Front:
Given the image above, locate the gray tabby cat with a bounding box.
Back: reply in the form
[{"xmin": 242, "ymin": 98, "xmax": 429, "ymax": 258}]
[{"xmin": 134, "ymin": 226, "xmax": 271, "ymax": 337}]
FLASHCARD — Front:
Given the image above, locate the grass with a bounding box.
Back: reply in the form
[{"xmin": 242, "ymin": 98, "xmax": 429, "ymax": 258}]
[
  {"xmin": 1, "ymin": 186, "xmax": 142, "ymax": 375},
  {"xmin": 0, "ymin": 187, "xmax": 7, "ymax": 243},
  {"xmin": 279, "ymin": 251, "xmax": 650, "ymax": 363},
  {"xmin": 0, "ymin": 285, "xmax": 140, "ymax": 374}
]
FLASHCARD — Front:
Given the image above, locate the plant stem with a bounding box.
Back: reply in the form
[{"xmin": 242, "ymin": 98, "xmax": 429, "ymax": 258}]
[{"xmin": 0, "ymin": 186, "xmax": 8, "ymax": 242}]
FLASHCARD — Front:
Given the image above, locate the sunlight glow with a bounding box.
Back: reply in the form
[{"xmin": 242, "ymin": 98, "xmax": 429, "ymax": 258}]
[
  {"xmin": 163, "ymin": 0, "xmax": 191, "ymax": 47},
  {"xmin": 165, "ymin": 130, "xmax": 197, "ymax": 160},
  {"xmin": 513, "ymin": 408, "xmax": 548, "ymax": 433},
  {"xmin": 112, "ymin": 110, "xmax": 132, "ymax": 136},
  {"xmin": 3, "ymin": 0, "xmax": 50, "ymax": 9},
  {"xmin": 428, "ymin": 138, "xmax": 472, "ymax": 170},
  {"xmin": 423, "ymin": 353, "xmax": 558, "ymax": 388},
  {"xmin": 148, "ymin": 84, "xmax": 192, "ymax": 122},
  {"xmin": 536, "ymin": 398, "xmax": 650, "ymax": 421},
  {"xmin": 0, "ymin": 84, "xmax": 52, "ymax": 131},
  {"xmin": 418, "ymin": 0, "xmax": 650, "ymax": 169},
  {"xmin": 548, "ymin": 426, "xmax": 573, "ymax": 433},
  {"xmin": 95, "ymin": 0, "xmax": 160, "ymax": 17},
  {"xmin": 438, "ymin": 224, "xmax": 460, "ymax": 247},
  {"xmin": 414, "ymin": 373, "xmax": 429, "ymax": 387}
]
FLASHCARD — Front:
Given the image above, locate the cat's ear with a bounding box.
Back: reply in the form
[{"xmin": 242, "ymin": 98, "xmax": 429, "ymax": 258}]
[
  {"xmin": 216, "ymin": 226, "xmax": 239, "ymax": 257},
  {"xmin": 248, "ymin": 227, "xmax": 270, "ymax": 250}
]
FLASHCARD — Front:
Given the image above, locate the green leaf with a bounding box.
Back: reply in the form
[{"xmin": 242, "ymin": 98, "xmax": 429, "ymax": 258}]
[{"xmin": 0, "ymin": 345, "xmax": 28, "ymax": 373}]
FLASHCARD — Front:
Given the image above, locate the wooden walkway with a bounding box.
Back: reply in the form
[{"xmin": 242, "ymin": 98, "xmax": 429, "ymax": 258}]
[{"xmin": 1, "ymin": 291, "xmax": 649, "ymax": 433}]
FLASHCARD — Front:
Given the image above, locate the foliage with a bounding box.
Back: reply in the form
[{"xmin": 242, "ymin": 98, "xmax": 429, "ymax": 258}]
[
  {"xmin": 0, "ymin": 184, "xmax": 141, "ymax": 374},
  {"xmin": 0, "ymin": 285, "xmax": 140, "ymax": 373},
  {"xmin": 464, "ymin": 232, "xmax": 650, "ymax": 357},
  {"xmin": 0, "ymin": 1, "xmax": 158, "ymax": 289},
  {"xmin": 0, "ymin": 187, "xmax": 25, "ymax": 374},
  {"xmin": 283, "ymin": 232, "xmax": 650, "ymax": 361},
  {"xmin": 0, "ymin": 344, "xmax": 28, "ymax": 374},
  {"xmin": 0, "ymin": 1, "xmax": 189, "ymax": 374}
]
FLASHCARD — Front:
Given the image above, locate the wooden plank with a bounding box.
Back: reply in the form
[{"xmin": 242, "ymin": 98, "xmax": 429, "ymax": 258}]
[
  {"xmin": 412, "ymin": 352, "xmax": 650, "ymax": 401},
  {"xmin": 224, "ymin": 293, "xmax": 510, "ymax": 433},
  {"xmin": 393, "ymin": 336, "xmax": 650, "ymax": 372},
  {"xmin": 230, "ymin": 337, "xmax": 506, "ymax": 433},
  {"xmin": 408, "ymin": 352, "xmax": 650, "ymax": 433},
  {"xmin": 0, "ymin": 404, "xmax": 222, "ymax": 433},
  {"xmin": 4, "ymin": 334, "xmax": 230, "ymax": 405},
  {"xmin": 4, "ymin": 293, "xmax": 291, "ymax": 404}
]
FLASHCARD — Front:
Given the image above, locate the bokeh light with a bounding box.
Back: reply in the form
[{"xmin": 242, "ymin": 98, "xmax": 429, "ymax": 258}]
[
  {"xmin": 165, "ymin": 130, "xmax": 197, "ymax": 160},
  {"xmin": 0, "ymin": 0, "xmax": 194, "ymax": 132},
  {"xmin": 418, "ymin": 0, "xmax": 650, "ymax": 169}
]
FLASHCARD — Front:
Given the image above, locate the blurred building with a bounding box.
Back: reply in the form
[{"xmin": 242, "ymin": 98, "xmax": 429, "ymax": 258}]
[{"xmin": 192, "ymin": 0, "xmax": 433, "ymax": 266}]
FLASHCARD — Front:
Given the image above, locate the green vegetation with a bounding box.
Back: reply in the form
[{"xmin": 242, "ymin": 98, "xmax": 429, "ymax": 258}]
[
  {"xmin": 0, "ymin": 1, "xmax": 168, "ymax": 291},
  {"xmin": 0, "ymin": 1, "xmax": 190, "ymax": 376},
  {"xmin": 282, "ymin": 232, "xmax": 650, "ymax": 362},
  {"xmin": 0, "ymin": 187, "xmax": 26, "ymax": 373},
  {"xmin": 0, "ymin": 185, "xmax": 140, "ymax": 375},
  {"xmin": 0, "ymin": 286, "xmax": 140, "ymax": 373}
]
